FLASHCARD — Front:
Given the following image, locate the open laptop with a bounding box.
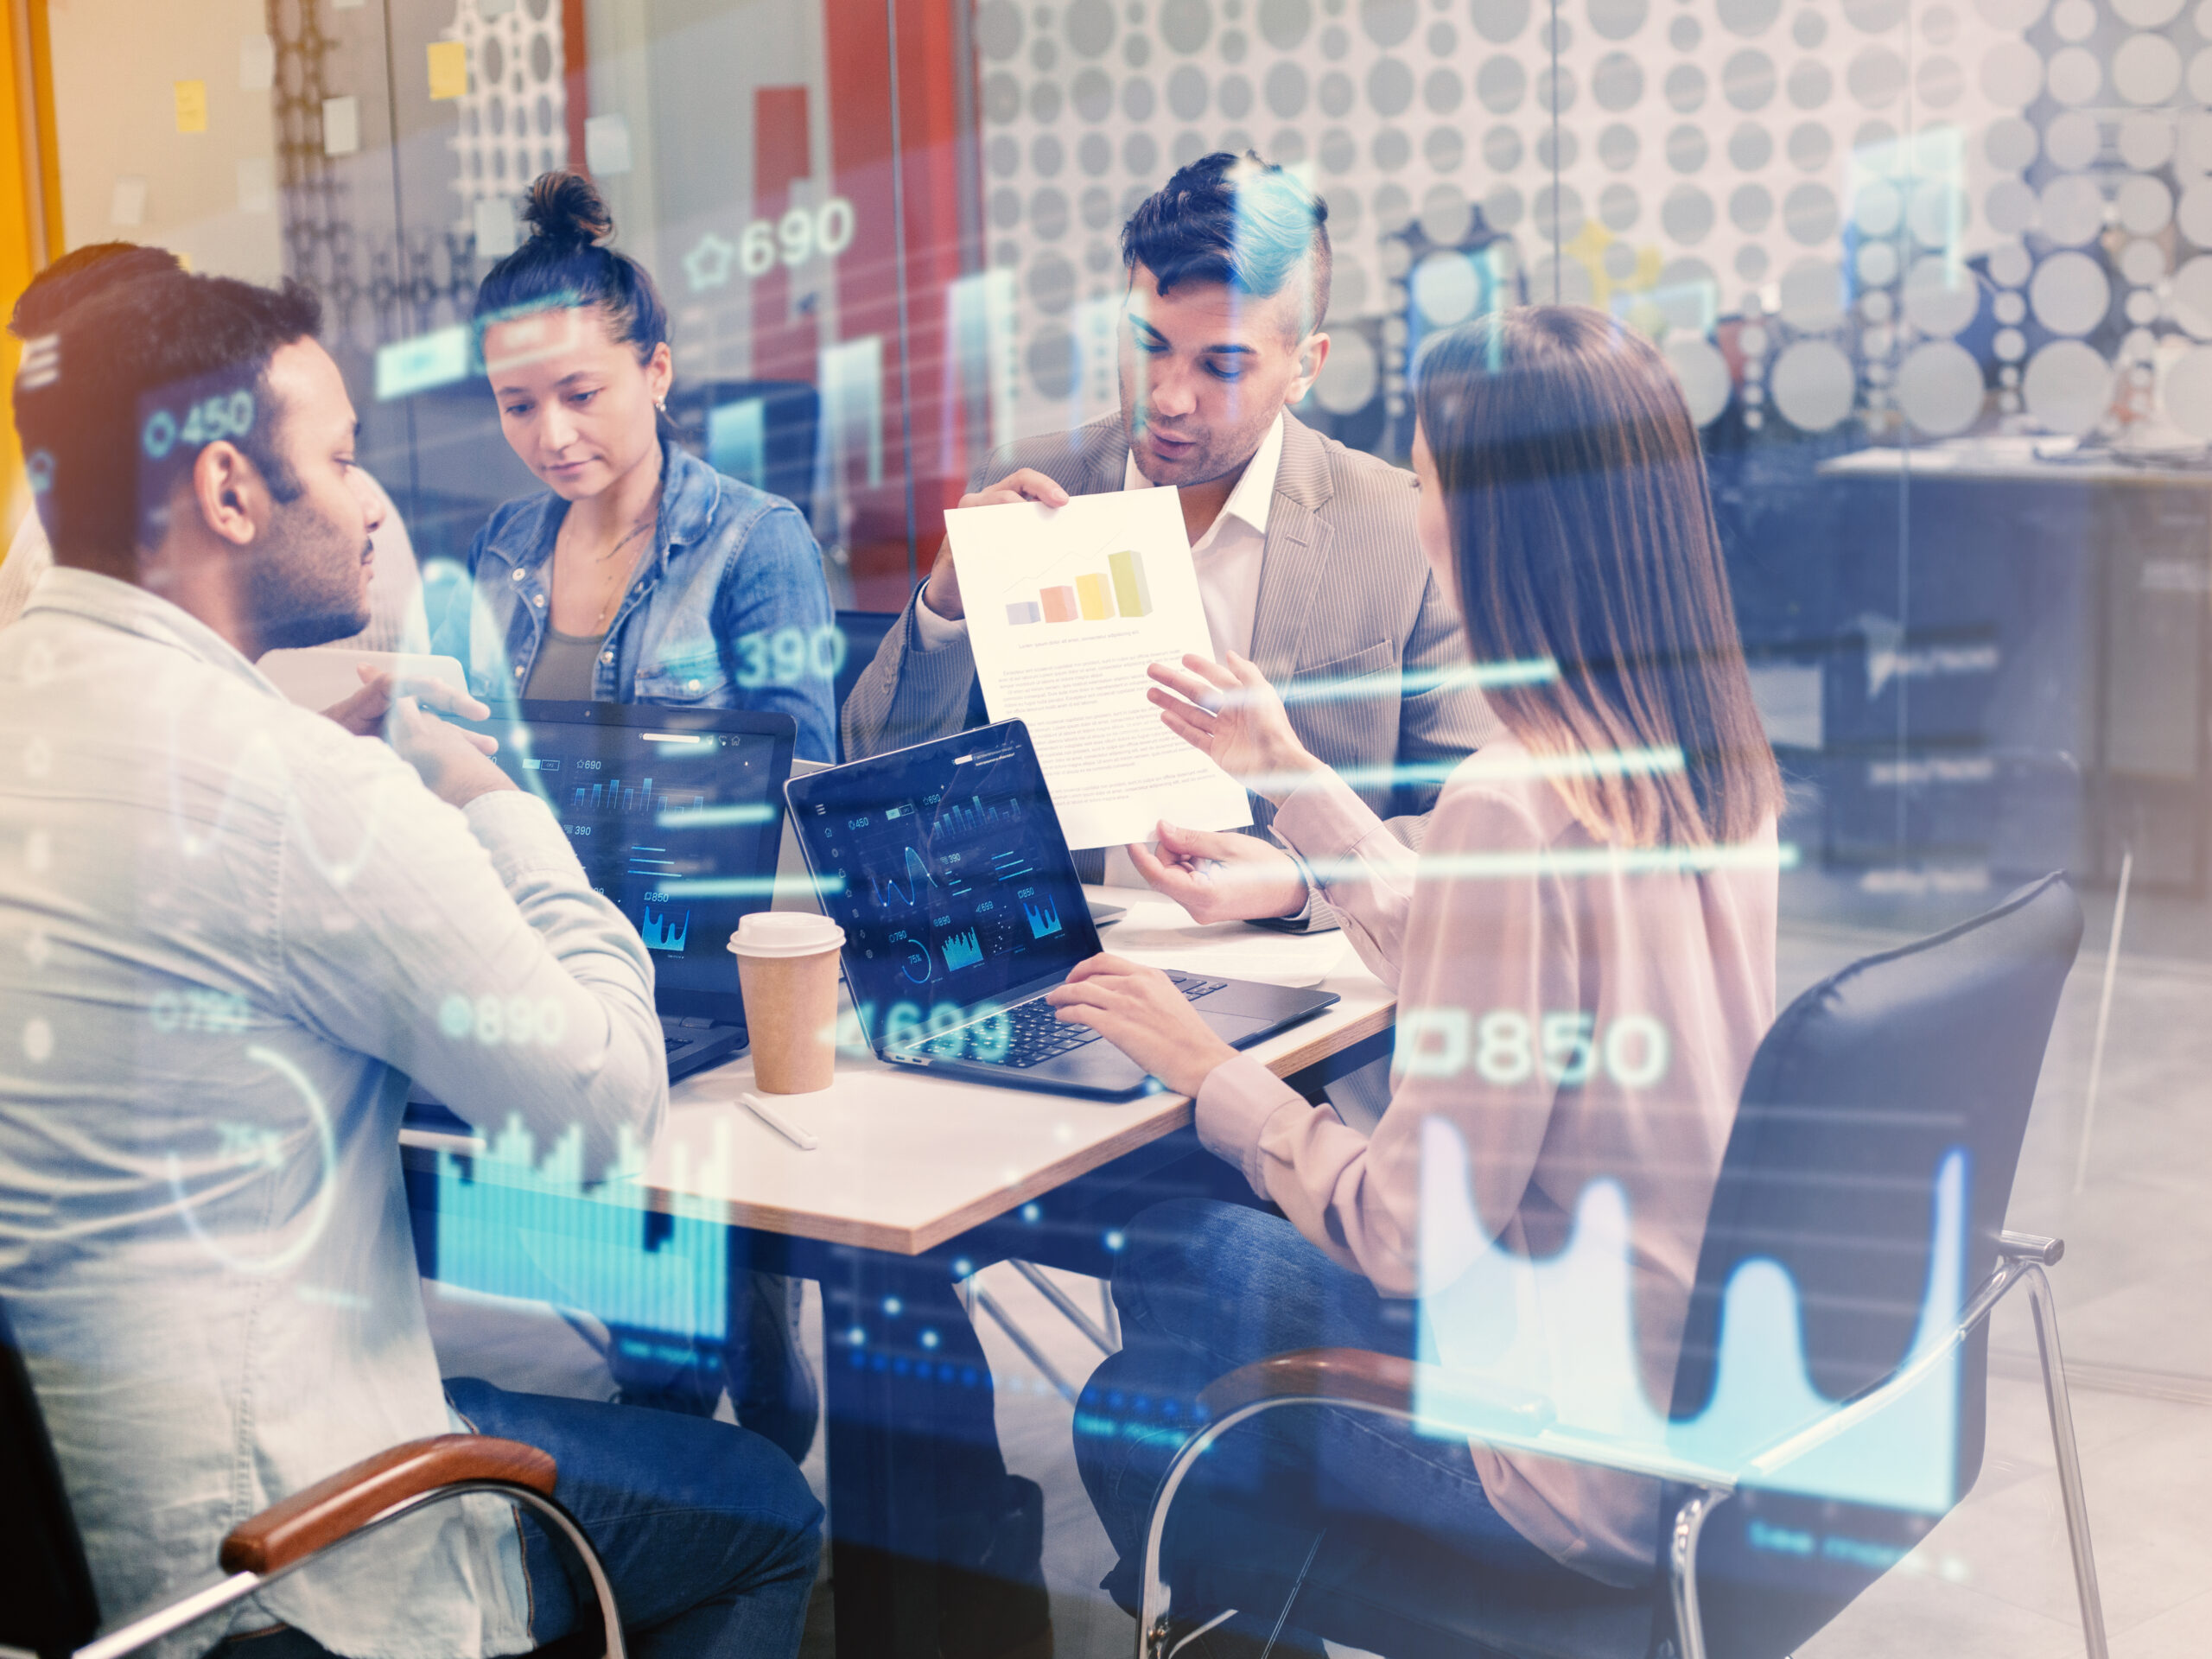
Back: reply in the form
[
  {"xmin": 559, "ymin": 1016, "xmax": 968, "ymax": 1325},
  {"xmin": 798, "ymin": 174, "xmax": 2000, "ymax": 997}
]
[
  {"xmin": 777, "ymin": 758, "xmax": 1122, "ymax": 928},
  {"xmin": 454, "ymin": 701, "xmax": 797, "ymax": 1081},
  {"xmin": 785, "ymin": 721, "xmax": 1338, "ymax": 1101}
]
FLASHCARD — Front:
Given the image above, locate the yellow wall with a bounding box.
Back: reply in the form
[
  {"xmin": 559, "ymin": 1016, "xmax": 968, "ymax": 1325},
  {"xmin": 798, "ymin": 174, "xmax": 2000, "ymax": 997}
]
[
  {"xmin": 1, "ymin": 0, "xmax": 58, "ymax": 543},
  {"xmin": 45, "ymin": 0, "xmax": 280, "ymax": 281}
]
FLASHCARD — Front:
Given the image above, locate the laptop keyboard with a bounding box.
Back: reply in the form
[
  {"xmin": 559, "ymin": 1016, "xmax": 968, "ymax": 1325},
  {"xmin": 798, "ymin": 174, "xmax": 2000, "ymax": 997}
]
[{"xmin": 909, "ymin": 972, "xmax": 1227, "ymax": 1069}]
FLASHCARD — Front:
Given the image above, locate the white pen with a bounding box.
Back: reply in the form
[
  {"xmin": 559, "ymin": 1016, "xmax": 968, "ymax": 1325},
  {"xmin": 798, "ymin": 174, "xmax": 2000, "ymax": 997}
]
[{"xmin": 740, "ymin": 1091, "xmax": 820, "ymax": 1152}]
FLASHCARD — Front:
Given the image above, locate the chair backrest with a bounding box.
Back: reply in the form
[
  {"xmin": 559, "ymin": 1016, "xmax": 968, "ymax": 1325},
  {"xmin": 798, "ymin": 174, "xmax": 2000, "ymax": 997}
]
[
  {"xmin": 1675, "ymin": 872, "xmax": 2082, "ymax": 1659},
  {"xmin": 0, "ymin": 1300, "xmax": 104, "ymax": 1659}
]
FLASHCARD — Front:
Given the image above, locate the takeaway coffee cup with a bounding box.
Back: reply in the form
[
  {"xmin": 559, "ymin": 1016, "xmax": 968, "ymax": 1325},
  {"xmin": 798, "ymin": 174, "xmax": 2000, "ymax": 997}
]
[{"xmin": 728, "ymin": 912, "xmax": 847, "ymax": 1094}]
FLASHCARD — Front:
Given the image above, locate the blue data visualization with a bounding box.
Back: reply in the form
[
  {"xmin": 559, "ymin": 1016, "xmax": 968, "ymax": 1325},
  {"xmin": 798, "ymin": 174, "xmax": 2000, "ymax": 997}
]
[
  {"xmin": 1022, "ymin": 893, "xmax": 1063, "ymax": 939},
  {"xmin": 641, "ymin": 906, "xmax": 690, "ymax": 952},
  {"xmin": 943, "ymin": 928, "xmax": 984, "ymax": 970},
  {"xmin": 937, "ymin": 793, "xmax": 1022, "ymax": 836},
  {"xmin": 1413, "ymin": 1118, "xmax": 1973, "ymax": 1518},
  {"xmin": 435, "ymin": 1120, "xmax": 725, "ymax": 1345},
  {"xmin": 874, "ymin": 846, "xmax": 938, "ymax": 910}
]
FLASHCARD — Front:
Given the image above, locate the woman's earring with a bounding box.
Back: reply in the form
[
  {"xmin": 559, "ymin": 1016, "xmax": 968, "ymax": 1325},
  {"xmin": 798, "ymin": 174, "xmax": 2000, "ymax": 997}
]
[{"xmin": 654, "ymin": 395, "xmax": 667, "ymax": 413}]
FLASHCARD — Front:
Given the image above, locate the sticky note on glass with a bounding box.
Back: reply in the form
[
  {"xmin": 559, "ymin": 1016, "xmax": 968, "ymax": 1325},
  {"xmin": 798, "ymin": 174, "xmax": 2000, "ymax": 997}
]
[
  {"xmin": 321, "ymin": 94, "xmax": 360, "ymax": 156},
  {"xmin": 175, "ymin": 80, "xmax": 208, "ymax": 134},
  {"xmin": 427, "ymin": 41, "xmax": 467, "ymax": 101}
]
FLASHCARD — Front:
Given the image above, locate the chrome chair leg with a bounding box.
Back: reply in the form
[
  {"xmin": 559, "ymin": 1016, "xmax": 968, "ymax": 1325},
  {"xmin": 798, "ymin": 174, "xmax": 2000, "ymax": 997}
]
[
  {"xmin": 2022, "ymin": 1263, "xmax": 2110, "ymax": 1659},
  {"xmin": 1667, "ymin": 1488, "xmax": 1726, "ymax": 1659}
]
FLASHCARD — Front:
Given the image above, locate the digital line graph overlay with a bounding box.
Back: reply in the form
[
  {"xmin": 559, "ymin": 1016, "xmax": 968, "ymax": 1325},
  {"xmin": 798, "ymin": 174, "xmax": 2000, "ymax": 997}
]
[
  {"xmin": 1415, "ymin": 1119, "xmax": 1970, "ymax": 1516},
  {"xmin": 1001, "ymin": 540, "xmax": 1154, "ymax": 628},
  {"xmin": 640, "ymin": 906, "xmax": 690, "ymax": 952},
  {"xmin": 874, "ymin": 845, "xmax": 939, "ymax": 910}
]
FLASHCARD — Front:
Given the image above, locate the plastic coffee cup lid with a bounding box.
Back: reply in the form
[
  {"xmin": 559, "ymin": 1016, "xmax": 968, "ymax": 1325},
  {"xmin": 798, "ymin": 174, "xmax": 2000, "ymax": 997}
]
[{"xmin": 728, "ymin": 912, "xmax": 846, "ymax": 959}]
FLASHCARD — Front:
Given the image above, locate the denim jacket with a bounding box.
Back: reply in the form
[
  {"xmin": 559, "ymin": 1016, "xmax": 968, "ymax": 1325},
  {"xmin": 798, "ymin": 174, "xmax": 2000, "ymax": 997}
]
[{"xmin": 465, "ymin": 442, "xmax": 837, "ymax": 760}]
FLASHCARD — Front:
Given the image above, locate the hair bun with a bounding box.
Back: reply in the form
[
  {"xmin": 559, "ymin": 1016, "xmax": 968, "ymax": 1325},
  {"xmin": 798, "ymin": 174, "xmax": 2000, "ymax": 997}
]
[{"xmin": 520, "ymin": 170, "xmax": 614, "ymax": 251}]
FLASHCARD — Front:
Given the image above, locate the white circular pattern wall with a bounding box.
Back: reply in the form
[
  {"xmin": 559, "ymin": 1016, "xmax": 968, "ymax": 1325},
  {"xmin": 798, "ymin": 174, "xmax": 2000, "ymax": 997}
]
[
  {"xmin": 444, "ymin": 0, "xmax": 569, "ymax": 234},
  {"xmin": 976, "ymin": 0, "xmax": 2191, "ymax": 440}
]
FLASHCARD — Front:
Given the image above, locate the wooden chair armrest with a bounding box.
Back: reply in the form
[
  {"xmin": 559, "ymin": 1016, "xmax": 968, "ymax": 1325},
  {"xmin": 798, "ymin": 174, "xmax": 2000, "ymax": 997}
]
[
  {"xmin": 1198, "ymin": 1347, "xmax": 1557, "ymax": 1434},
  {"xmin": 219, "ymin": 1434, "xmax": 556, "ymax": 1574},
  {"xmin": 1199, "ymin": 1347, "xmax": 1420, "ymax": 1418}
]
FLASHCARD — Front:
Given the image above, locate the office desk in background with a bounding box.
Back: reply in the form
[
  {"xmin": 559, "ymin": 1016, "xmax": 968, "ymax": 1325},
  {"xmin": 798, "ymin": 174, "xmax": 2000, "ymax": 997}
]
[
  {"xmin": 402, "ymin": 888, "xmax": 1395, "ymax": 1658},
  {"xmin": 1814, "ymin": 438, "xmax": 2212, "ymax": 892}
]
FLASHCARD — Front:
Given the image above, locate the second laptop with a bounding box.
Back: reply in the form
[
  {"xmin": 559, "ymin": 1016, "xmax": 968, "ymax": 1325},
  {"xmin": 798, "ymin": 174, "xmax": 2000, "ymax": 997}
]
[{"xmin": 785, "ymin": 720, "xmax": 1338, "ymax": 1100}]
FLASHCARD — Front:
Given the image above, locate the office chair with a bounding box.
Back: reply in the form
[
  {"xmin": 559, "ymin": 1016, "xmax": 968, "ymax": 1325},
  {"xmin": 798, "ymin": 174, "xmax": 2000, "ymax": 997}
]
[
  {"xmin": 1134, "ymin": 872, "xmax": 2106, "ymax": 1659},
  {"xmin": 0, "ymin": 1304, "xmax": 624, "ymax": 1659}
]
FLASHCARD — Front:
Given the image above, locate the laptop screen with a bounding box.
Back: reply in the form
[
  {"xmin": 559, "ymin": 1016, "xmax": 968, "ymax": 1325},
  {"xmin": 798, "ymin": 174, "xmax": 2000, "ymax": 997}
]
[
  {"xmin": 785, "ymin": 721, "xmax": 1101, "ymax": 1031},
  {"xmin": 467, "ymin": 702, "xmax": 796, "ymax": 1017}
]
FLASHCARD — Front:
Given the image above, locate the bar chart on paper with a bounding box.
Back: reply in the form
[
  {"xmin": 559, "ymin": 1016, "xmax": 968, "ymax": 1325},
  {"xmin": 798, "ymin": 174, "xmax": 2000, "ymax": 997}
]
[{"xmin": 1004, "ymin": 548, "xmax": 1154, "ymax": 627}]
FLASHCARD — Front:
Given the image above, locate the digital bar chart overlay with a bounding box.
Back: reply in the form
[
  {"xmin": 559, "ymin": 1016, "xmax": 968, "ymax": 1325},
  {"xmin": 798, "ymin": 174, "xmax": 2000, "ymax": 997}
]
[
  {"xmin": 569, "ymin": 776, "xmax": 709, "ymax": 816},
  {"xmin": 938, "ymin": 793, "xmax": 1022, "ymax": 836},
  {"xmin": 1022, "ymin": 893, "xmax": 1063, "ymax": 939},
  {"xmin": 943, "ymin": 928, "xmax": 984, "ymax": 970},
  {"xmin": 1008, "ymin": 550, "xmax": 1153, "ymax": 626}
]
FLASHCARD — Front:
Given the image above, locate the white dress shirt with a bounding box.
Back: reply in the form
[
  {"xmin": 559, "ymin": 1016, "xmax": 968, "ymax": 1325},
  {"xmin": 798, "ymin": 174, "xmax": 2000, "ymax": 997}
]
[
  {"xmin": 0, "ymin": 571, "xmax": 665, "ymax": 1658},
  {"xmin": 918, "ymin": 414, "xmax": 1287, "ymax": 889}
]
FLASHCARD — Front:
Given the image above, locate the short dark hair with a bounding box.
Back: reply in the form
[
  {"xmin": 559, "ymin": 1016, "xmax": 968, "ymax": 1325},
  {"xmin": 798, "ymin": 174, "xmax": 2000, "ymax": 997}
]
[
  {"xmin": 12, "ymin": 273, "xmax": 321, "ymax": 576},
  {"xmin": 9, "ymin": 242, "xmax": 185, "ymax": 340},
  {"xmin": 1120, "ymin": 151, "xmax": 1332, "ymax": 336},
  {"xmin": 474, "ymin": 170, "xmax": 669, "ymax": 365}
]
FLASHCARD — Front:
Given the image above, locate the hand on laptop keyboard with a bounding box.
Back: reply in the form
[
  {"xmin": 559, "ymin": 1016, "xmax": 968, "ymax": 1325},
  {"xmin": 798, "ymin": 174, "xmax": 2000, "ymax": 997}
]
[{"xmin": 912, "ymin": 972, "xmax": 1226, "ymax": 1069}]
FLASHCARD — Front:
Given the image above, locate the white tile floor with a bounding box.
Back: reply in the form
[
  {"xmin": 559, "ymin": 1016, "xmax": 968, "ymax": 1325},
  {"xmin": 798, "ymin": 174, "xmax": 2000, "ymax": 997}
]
[{"xmin": 426, "ymin": 899, "xmax": 2212, "ymax": 1659}]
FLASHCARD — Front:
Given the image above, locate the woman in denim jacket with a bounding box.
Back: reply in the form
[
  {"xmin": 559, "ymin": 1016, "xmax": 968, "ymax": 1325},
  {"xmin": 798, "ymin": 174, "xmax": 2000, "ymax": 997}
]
[
  {"xmin": 461, "ymin": 171, "xmax": 831, "ymax": 1465},
  {"xmin": 463, "ymin": 170, "xmax": 836, "ymax": 761}
]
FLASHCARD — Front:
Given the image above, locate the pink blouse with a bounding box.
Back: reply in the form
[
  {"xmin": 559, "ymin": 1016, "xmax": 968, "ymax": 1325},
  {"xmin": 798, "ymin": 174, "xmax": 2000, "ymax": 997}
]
[{"xmin": 1194, "ymin": 741, "xmax": 1778, "ymax": 1585}]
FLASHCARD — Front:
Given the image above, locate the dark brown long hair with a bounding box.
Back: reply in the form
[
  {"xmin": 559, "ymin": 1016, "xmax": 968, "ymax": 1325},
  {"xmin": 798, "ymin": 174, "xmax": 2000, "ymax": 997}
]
[{"xmin": 1414, "ymin": 306, "xmax": 1783, "ymax": 847}]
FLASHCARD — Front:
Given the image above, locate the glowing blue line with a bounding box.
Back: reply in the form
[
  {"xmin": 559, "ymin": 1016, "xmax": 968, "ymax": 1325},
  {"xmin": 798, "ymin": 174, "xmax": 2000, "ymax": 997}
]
[
  {"xmin": 1248, "ymin": 747, "xmax": 1688, "ymax": 794},
  {"xmin": 1272, "ymin": 658, "xmax": 1560, "ymax": 706},
  {"xmin": 1305, "ymin": 840, "xmax": 1798, "ymax": 882},
  {"xmin": 655, "ymin": 803, "xmax": 778, "ymax": 829},
  {"xmin": 660, "ymin": 874, "xmax": 847, "ymax": 898}
]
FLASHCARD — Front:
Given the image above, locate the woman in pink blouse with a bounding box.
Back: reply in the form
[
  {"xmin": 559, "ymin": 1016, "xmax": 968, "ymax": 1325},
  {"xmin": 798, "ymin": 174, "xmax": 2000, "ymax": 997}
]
[{"xmin": 1048, "ymin": 305, "xmax": 1787, "ymax": 1644}]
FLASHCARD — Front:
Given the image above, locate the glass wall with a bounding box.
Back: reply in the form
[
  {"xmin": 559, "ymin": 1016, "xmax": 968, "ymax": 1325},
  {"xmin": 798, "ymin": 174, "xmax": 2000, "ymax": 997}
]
[{"xmin": 10, "ymin": 0, "xmax": 2212, "ymax": 1652}]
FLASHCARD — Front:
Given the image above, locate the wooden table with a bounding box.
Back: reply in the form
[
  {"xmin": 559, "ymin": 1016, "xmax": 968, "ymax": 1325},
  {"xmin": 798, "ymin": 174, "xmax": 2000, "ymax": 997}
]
[{"xmin": 403, "ymin": 892, "xmax": 1395, "ymax": 1656}]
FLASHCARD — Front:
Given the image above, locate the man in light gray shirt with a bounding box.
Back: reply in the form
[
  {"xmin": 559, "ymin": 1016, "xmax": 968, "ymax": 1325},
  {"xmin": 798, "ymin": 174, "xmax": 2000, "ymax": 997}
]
[
  {"xmin": 0, "ymin": 271, "xmax": 817, "ymax": 1657},
  {"xmin": 843, "ymin": 151, "xmax": 1499, "ymax": 927}
]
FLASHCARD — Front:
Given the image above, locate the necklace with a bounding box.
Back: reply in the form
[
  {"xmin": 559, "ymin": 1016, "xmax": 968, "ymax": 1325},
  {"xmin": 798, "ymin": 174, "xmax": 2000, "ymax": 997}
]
[{"xmin": 568, "ymin": 490, "xmax": 663, "ymax": 632}]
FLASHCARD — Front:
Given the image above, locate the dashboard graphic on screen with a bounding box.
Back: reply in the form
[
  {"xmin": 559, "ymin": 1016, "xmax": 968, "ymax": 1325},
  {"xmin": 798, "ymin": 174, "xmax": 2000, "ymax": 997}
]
[
  {"xmin": 792, "ymin": 727, "xmax": 1095, "ymax": 1019},
  {"xmin": 478, "ymin": 711, "xmax": 789, "ymax": 1002}
]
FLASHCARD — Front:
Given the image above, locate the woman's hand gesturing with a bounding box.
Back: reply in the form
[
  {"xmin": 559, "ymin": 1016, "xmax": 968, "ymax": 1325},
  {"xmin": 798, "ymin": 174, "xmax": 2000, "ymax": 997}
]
[{"xmin": 1147, "ymin": 652, "xmax": 1319, "ymax": 803}]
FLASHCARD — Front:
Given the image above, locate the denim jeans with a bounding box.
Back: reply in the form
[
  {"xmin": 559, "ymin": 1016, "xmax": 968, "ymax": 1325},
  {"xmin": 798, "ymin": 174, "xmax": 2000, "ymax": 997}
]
[
  {"xmin": 219, "ymin": 1379, "xmax": 823, "ymax": 1659},
  {"xmin": 1074, "ymin": 1198, "xmax": 1577, "ymax": 1640}
]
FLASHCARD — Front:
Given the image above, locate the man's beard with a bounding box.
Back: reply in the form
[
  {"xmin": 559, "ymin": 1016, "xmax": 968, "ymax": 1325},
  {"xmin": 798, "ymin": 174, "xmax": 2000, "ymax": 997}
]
[{"xmin": 248, "ymin": 500, "xmax": 373, "ymax": 652}]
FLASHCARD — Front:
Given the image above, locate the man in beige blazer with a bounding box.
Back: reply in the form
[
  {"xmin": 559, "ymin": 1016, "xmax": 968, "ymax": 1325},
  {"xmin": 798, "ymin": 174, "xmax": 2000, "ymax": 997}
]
[{"xmin": 842, "ymin": 151, "xmax": 1498, "ymax": 928}]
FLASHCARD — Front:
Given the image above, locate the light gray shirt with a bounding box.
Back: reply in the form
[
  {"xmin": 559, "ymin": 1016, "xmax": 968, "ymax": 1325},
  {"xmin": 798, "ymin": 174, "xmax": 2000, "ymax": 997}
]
[{"xmin": 0, "ymin": 570, "xmax": 665, "ymax": 1658}]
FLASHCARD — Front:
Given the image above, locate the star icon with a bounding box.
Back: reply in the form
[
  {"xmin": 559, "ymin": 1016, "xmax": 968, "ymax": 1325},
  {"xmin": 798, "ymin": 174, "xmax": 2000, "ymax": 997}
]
[{"xmin": 684, "ymin": 232, "xmax": 736, "ymax": 293}]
